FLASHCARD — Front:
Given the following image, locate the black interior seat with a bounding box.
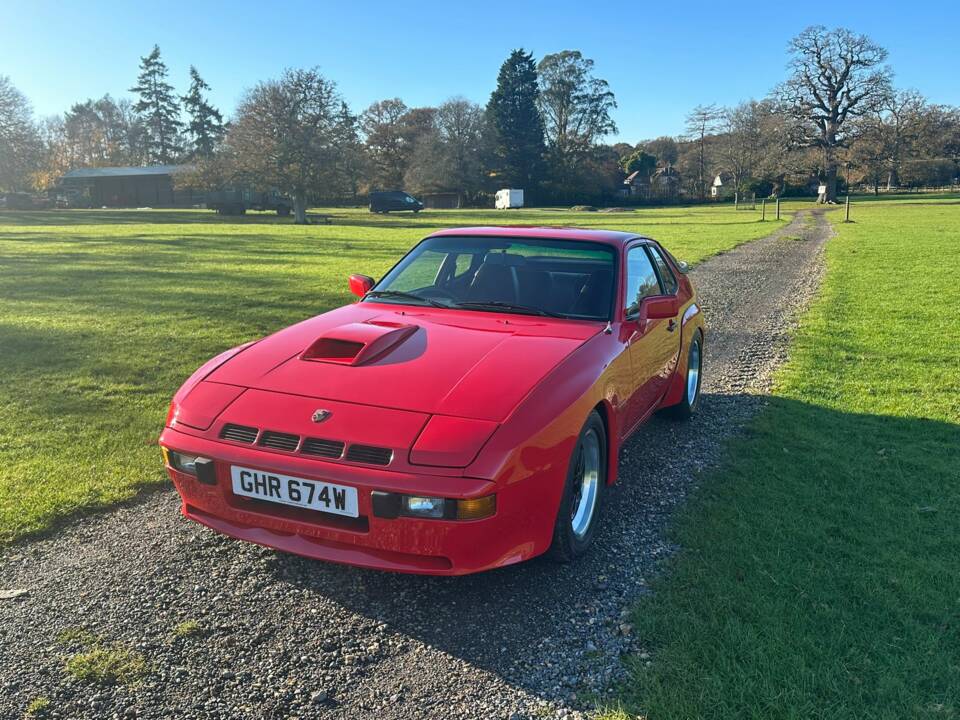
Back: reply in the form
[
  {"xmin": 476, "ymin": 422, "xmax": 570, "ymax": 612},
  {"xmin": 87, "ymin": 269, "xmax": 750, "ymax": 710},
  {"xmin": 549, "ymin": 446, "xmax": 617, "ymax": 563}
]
[
  {"xmin": 548, "ymin": 272, "xmax": 587, "ymax": 314},
  {"xmin": 467, "ymin": 260, "xmax": 518, "ymax": 303},
  {"xmin": 517, "ymin": 269, "xmax": 552, "ymax": 308},
  {"xmin": 572, "ymin": 268, "xmax": 614, "ymax": 317}
]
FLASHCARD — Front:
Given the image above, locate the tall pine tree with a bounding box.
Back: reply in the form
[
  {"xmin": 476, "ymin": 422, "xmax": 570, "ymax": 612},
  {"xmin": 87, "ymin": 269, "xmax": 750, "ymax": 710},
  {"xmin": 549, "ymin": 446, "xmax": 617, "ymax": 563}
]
[
  {"xmin": 182, "ymin": 67, "xmax": 225, "ymax": 159},
  {"xmin": 485, "ymin": 49, "xmax": 546, "ymax": 191},
  {"xmin": 130, "ymin": 45, "xmax": 182, "ymax": 163}
]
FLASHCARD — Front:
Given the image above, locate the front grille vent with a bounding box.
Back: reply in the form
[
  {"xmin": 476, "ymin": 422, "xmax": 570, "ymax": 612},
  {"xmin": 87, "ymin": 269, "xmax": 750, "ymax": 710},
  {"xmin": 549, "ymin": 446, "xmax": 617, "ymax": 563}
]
[
  {"xmin": 301, "ymin": 437, "xmax": 345, "ymax": 459},
  {"xmin": 220, "ymin": 424, "xmax": 258, "ymax": 444},
  {"xmin": 258, "ymin": 430, "xmax": 300, "ymax": 452},
  {"xmin": 218, "ymin": 424, "xmax": 390, "ymax": 466},
  {"xmin": 346, "ymin": 444, "xmax": 393, "ymax": 466}
]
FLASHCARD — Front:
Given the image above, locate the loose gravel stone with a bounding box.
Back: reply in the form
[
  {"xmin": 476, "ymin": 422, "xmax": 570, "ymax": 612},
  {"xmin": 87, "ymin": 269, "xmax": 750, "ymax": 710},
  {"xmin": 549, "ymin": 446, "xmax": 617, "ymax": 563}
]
[{"xmin": 0, "ymin": 210, "xmax": 830, "ymax": 719}]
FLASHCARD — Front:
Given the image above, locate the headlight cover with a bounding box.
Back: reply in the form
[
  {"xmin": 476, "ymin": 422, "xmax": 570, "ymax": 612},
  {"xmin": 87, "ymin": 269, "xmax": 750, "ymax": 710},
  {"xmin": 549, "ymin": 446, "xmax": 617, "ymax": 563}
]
[{"xmin": 409, "ymin": 416, "xmax": 498, "ymax": 468}]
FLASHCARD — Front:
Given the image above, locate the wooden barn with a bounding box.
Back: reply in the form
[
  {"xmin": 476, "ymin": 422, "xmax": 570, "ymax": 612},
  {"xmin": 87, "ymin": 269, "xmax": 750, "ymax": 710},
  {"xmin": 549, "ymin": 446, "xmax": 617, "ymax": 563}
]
[{"xmin": 58, "ymin": 165, "xmax": 201, "ymax": 208}]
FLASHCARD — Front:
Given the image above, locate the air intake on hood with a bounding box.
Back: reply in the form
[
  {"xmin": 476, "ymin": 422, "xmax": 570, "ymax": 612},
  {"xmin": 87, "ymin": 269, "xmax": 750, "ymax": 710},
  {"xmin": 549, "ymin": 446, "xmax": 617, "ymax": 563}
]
[{"xmin": 300, "ymin": 321, "xmax": 418, "ymax": 366}]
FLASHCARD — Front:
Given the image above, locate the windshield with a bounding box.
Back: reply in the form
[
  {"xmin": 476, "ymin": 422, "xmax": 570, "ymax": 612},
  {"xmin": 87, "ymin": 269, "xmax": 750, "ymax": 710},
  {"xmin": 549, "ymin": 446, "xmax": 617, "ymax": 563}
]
[{"xmin": 367, "ymin": 236, "xmax": 618, "ymax": 320}]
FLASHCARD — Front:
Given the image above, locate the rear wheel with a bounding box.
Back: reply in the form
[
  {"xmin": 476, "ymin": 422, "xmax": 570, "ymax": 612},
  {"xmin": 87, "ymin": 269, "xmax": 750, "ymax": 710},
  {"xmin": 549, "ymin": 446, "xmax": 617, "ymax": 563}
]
[
  {"xmin": 550, "ymin": 411, "xmax": 607, "ymax": 562},
  {"xmin": 664, "ymin": 331, "xmax": 703, "ymax": 420}
]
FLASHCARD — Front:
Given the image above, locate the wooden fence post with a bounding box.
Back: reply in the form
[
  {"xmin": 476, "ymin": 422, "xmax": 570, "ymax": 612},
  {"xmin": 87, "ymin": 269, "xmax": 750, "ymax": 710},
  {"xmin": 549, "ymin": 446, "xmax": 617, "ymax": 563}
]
[
  {"xmin": 761, "ymin": 198, "xmax": 766, "ymax": 221},
  {"xmin": 845, "ymin": 195, "xmax": 851, "ymax": 223},
  {"xmin": 776, "ymin": 197, "xmax": 781, "ymax": 220}
]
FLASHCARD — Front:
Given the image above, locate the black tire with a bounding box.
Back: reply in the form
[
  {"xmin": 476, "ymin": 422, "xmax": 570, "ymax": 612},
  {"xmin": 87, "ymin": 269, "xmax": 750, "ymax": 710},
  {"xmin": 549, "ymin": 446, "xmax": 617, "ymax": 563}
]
[
  {"xmin": 549, "ymin": 410, "xmax": 607, "ymax": 562},
  {"xmin": 276, "ymin": 205, "xmax": 290, "ymax": 217},
  {"xmin": 663, "ymin": 330, "xmax": 703, "ymax": 420}
]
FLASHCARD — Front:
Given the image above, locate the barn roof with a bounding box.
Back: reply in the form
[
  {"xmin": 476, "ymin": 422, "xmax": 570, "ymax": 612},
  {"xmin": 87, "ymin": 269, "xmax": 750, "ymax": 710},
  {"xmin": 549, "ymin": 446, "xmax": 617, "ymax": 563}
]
[{"xmin": 62, "ymin": 165, "xmax": 192, "ymax": 179}]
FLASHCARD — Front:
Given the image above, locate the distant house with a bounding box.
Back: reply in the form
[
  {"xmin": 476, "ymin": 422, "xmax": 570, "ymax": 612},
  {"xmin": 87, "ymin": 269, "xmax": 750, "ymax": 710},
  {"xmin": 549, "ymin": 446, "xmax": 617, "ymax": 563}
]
[
  {"xmin": 622, "ymin": 170, "xmax": 650, "ymax": 196},
  {"xmin": 623, "ymin": 166, "xmax": 681, "ymax": 202},
  {"xmin": 58, "ymin": 165, "xmax": 199, "ymax": 208},
  {"xmin": 711, "ymin": 172, "xmax": 735, "ymax": 199}
]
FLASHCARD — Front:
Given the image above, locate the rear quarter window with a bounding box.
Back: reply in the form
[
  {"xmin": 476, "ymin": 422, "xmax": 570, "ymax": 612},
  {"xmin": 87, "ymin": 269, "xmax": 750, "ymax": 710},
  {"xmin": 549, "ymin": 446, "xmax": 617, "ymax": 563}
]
[{"xmin": 647, "ymin": 246, "xmax": 679, "ymax": 295}]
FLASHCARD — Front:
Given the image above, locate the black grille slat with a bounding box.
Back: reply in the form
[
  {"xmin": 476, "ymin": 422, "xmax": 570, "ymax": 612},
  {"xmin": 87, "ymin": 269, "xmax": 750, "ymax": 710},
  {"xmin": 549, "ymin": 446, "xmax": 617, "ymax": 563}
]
[
  {"xmin": 258, "ymin": 430, "xmax": 300, "ymax": 452},
  {"xmin": 220, "ymin": 424, "xmax": 258, "ymax": 444},
  {"xmin": 220, "ymin": 424, "xmax": 386, "ymax": 465},
  {"xmin": 346, "ymin": 444, "xmax": 393, "ymax": 466},
  {"xmin": 301, "ymin": 437, "xmax": 345, "ymax": 459}
]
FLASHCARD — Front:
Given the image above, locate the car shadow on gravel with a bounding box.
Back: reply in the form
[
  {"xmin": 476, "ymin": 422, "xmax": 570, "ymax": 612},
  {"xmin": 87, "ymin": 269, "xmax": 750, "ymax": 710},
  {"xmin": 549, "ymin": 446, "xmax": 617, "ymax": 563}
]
[{"xmin": 250, "ymin": 390, "xmax": 773, "ymax": 705}]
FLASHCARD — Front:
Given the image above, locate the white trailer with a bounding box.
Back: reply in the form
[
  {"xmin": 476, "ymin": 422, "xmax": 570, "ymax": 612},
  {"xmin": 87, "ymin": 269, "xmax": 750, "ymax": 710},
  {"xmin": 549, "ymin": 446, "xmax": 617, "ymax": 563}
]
[{"xmin": 495, "ymin": 188, "xmax": 524, "ymax": 209}]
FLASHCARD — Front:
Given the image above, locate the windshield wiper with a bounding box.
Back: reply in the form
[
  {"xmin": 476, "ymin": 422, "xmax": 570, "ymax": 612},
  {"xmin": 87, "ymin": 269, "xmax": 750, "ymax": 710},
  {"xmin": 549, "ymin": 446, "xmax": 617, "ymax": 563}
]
[
  {"xmin": 364, "ymin": 290, "xmax": 447, "ymax": 308},
  {"xmin": 453, "ymin": 300, "xmax": 564, "ymax": 318}
]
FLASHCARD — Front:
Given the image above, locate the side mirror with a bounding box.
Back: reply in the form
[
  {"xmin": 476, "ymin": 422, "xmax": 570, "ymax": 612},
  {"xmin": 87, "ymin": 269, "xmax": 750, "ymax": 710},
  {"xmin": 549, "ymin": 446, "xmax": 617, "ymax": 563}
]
[
  {"xmin": 349, "ymin": 274, "xmax": 374, "ymax": 298},
  {"xmin": 643, "ymin": 295, "xmax": 679, "ymax": 320}
]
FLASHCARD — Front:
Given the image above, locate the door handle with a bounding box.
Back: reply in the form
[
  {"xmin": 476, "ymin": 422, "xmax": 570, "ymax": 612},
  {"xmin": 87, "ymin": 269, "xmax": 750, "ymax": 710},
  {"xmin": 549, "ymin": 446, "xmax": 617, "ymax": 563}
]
[{"xmin": 667, "ymin": 320, "xmax": 677, "ymax": 332}]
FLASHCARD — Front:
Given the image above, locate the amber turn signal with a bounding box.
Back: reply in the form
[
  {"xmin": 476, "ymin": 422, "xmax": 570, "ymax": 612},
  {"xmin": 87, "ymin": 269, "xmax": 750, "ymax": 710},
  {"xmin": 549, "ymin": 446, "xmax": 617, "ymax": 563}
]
[{"xmin": 456, "ymin": 495, "xmax": 496, "ymax": 520}]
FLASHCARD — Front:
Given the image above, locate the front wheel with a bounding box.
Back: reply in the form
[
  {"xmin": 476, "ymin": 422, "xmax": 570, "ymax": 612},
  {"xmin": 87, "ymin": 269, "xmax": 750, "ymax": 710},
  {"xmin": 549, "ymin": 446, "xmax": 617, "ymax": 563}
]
[
  {"xmin": 550, "ymin": 411, "xmax": 607, "ymax": 562},
  {"xmin": 664, "ymin": 331, "xmax": 703, "ymax": 420}
]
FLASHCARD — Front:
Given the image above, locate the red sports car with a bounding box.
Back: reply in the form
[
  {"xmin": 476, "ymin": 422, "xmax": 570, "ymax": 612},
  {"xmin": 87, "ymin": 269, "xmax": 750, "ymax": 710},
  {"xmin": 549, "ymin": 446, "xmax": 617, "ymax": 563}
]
[{"xmin": 159, "ymin": 227, "xmax": 704, "ymax": 575}]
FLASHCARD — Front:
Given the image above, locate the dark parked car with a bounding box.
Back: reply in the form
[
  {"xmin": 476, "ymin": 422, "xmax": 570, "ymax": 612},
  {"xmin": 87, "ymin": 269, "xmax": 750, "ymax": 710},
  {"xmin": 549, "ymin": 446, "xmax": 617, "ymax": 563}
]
[
  {"xmin": 370, "ymin": 191, "xmax": 423, "ymax": 214},
  {"xmin": 0, "ymin": 192, "xmax": 51, "ymax": 210}
]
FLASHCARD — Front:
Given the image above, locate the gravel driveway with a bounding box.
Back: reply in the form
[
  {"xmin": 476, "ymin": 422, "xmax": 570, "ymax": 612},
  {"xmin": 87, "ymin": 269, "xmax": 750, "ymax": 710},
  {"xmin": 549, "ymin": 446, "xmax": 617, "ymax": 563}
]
[{"xmin": 0, "ymin": 210, "xmax": 831, "ymax": 720}]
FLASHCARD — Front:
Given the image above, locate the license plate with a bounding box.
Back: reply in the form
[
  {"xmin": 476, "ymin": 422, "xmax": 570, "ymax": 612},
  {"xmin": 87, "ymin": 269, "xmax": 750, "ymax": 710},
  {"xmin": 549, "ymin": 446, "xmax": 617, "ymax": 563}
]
[{"xmin": 230, "ymin": 466, "xmax": 359, "ymax": 518}]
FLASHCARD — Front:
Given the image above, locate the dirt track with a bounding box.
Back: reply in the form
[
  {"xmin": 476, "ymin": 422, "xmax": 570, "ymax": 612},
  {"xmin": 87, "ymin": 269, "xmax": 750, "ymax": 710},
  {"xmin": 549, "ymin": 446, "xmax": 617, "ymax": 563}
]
[{"xmin": 0, "ymin": 210, "xmax": 832, "ymax": 720}]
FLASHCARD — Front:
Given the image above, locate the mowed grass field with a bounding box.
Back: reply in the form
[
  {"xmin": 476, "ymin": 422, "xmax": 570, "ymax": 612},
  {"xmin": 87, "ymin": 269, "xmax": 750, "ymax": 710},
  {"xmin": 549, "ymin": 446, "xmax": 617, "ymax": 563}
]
[
  {"xmin": 606, "ymin": 201, "xmax": 960, "ymax": 718},
  {"xmin": 0, "ymin": 203, "xmax": 789, "ymax": 544}
]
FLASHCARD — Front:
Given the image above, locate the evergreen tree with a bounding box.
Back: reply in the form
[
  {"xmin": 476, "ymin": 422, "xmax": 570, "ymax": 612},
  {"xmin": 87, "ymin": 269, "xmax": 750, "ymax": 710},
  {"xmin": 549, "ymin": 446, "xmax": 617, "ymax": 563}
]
[
  {"xmin": 130, "ymin": 45, "xmax": 182, "ymax": 163},
  {"xmin": 182, "ymin": 66, "xmax": 225, "ymax": 158},
  {"xmin": 485, "ymin": 49, "xmax": 545, "ymax": 191}
]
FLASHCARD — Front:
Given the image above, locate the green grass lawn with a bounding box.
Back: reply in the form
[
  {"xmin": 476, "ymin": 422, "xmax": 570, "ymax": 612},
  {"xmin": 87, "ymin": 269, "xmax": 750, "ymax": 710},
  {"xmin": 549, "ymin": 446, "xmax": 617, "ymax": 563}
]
[
  {"xmin": 0, "ymin": 203, "xmax": 790, "ymax": 544},
  {"xmin": 606, "ymin": 201, "xmax": 960, "ymax": 719}
]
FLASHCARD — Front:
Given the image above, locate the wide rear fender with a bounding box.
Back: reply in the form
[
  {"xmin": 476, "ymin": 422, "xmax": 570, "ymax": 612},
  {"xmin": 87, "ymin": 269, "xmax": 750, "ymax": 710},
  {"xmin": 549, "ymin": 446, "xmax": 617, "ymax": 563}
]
[{"xmin": 660, "ymin": 301, "xmax": 706, "ymax": 408}]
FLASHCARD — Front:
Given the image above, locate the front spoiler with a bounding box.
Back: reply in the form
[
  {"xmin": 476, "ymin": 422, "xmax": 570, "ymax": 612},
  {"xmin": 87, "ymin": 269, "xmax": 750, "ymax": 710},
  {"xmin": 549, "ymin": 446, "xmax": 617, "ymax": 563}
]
[{"xmin": 160, "ymin": 426, "xmax": 557, "ymax": 575}]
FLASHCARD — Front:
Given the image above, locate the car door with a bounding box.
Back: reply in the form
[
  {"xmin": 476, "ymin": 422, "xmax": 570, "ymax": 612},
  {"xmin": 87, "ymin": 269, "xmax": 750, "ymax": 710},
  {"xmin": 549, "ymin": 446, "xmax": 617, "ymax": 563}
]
[{"xmin": 622, "ymin": 243, "xmax": 681, "ymax": 432}]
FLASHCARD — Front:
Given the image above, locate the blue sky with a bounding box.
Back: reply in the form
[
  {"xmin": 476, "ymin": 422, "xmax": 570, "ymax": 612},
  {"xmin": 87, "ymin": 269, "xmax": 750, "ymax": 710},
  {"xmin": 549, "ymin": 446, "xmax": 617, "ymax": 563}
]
[{"xmin": 3, "ymin": 1, "xmax": 958, "ymax": 143}]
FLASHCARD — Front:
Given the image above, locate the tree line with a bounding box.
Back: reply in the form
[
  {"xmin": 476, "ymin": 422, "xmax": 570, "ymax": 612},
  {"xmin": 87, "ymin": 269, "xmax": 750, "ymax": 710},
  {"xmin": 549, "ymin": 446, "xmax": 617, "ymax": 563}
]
[{"xmin": 1, "ymin": 26, "xmax": 959, "ymax": 219}]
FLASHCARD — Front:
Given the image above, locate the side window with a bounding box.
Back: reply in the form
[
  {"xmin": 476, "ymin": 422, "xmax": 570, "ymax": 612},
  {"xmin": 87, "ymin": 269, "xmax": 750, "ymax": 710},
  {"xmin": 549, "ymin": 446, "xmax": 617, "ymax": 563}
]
[
  {"xmin": 647, "ymin": 246, "xmax": 678, "ymax": 295},
  {"xmin": 453, "ymin": 253, "xmax": 474, "ymax": 277},
  {"xmin": 389, "ymin": 250, "xmax": 445, "ymax": 291},
  {"xmin": 625, "ymin": 247, "xmax": 663, "ymax": 316}
]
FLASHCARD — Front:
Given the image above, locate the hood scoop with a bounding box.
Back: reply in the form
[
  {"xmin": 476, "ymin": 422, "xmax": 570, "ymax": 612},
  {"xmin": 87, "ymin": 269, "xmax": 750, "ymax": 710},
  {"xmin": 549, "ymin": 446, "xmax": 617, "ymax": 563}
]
[{"xmin": 300, "ymin": 321, "xmax": 418, "ymax": 366}]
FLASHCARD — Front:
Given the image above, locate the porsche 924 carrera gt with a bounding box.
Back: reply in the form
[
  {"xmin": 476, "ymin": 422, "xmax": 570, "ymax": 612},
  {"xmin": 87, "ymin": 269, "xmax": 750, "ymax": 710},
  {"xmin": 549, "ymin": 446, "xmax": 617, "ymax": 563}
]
[{"xmin": 159, "ymin": 227, "xmax": 705, "ymax": 575}]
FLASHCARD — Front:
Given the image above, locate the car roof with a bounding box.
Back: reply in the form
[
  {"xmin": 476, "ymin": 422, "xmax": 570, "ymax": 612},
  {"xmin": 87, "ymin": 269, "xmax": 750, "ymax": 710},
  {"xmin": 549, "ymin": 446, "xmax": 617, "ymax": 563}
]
[{"xmin": 426, "ymin": 226, "xmax": 644, "ymax": 247}]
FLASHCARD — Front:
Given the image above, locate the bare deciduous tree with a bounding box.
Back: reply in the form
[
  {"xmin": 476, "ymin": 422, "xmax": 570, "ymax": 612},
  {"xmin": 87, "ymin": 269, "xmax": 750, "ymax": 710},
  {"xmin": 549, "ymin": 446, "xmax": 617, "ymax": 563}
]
[
  {"xmin": 0, "ymin": 76, "xmax": 40, "ymax": 191},
  {"xmin": 878, "ymin": 89, "xmax": 926, "ymax": 189},
  {"xmin": 227, "ymin": 68, "xmax": 359, "ymax": 223},
  {"xmin": 716, "ymin": 101, "xmax": 766, "ymax": 193},
  {"xmin": 684, "ymin": 104, "xmax": 722, "ymax": 199},
  {"xmin": 361, "ymin": 98, "xmax": 409, "ymax": 190},
  {"xmin": 404, "ymin": 98, "xmax": 487, "ymax": 197},
  {"xmin": 776, "ymin": 25, "xmax": 892, "ymax": 203}
]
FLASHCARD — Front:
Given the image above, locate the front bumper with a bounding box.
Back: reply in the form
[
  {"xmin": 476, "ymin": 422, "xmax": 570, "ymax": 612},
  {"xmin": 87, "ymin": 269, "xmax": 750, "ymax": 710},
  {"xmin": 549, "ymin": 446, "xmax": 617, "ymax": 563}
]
[{"xmin": 159, "ymin": 426, "xmax": 552, "ymax": 575}]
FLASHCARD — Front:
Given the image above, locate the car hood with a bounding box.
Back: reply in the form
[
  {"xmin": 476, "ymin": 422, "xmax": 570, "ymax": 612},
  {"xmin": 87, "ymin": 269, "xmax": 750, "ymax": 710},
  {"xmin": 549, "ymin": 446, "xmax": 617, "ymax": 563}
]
[{"xmin": 207, "ymin": 303, "xmax": 600, "ymax": 422}]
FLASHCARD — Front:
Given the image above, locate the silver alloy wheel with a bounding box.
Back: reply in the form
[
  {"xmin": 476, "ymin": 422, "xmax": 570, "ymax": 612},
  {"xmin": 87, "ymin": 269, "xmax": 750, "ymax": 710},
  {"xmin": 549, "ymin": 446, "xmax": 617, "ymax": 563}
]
[
  {"xmin": 687, "ymin": 339, "xmax": 701, "ymax": 405},
  {"xmin": 570, "ymin": 429, "xmax": 601, "ymax": 539}
]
